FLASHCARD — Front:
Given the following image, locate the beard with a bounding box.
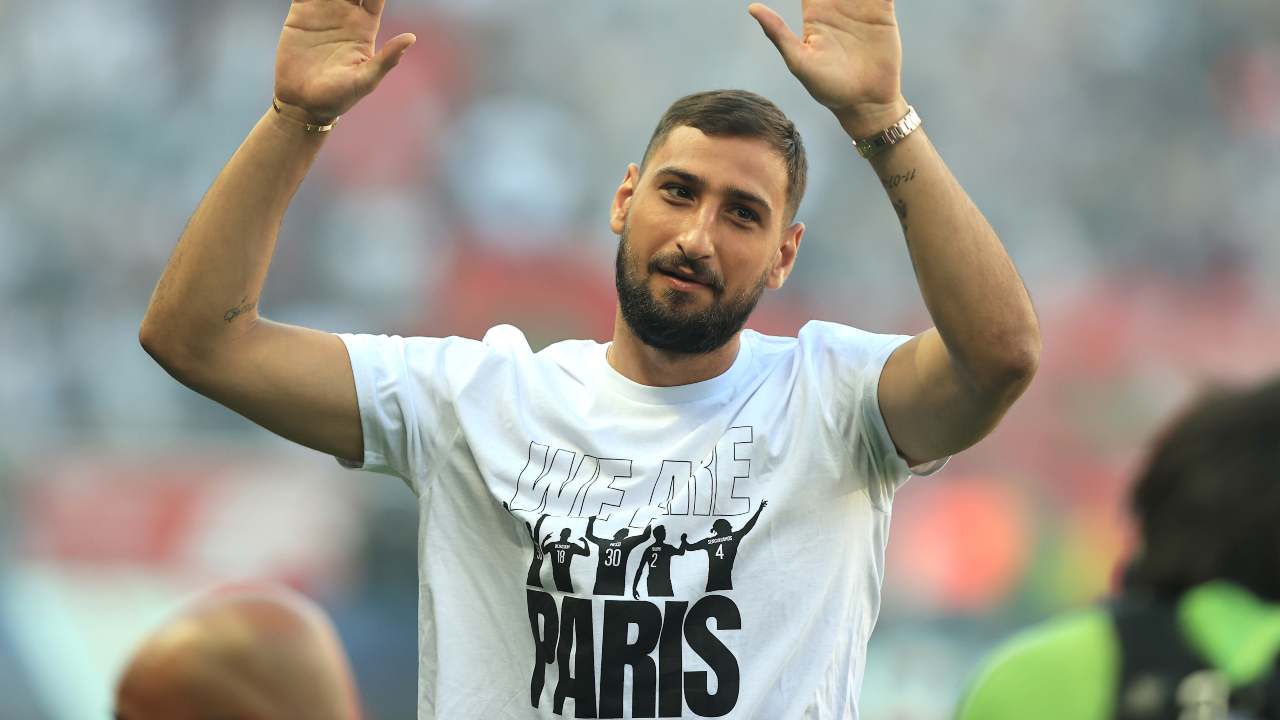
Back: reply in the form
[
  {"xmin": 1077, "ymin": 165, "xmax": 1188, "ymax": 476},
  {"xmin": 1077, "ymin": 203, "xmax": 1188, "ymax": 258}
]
[{"xmin": 614, "ymin": 224, "xmax": 768, "ymax": 356}]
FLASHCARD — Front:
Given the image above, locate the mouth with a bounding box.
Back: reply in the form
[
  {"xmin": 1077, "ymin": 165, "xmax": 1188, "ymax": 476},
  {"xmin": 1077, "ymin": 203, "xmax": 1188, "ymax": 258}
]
[{"xmin": 655, "ymin": 268, "xmax": 714, "ymax": 292}]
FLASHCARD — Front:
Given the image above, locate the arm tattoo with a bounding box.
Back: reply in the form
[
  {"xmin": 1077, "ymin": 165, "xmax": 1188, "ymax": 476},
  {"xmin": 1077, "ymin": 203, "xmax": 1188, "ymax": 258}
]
[
  {"xmin": 893, "ymin": 198, "xmax": 908, "ymax": 231},
  {"xmin": 223, "ymin": 296, "xmax": 256, "ymax": 323},
  {"xmin": 880, "ymin": 168, "xmax": 917, "ymax": 190}
]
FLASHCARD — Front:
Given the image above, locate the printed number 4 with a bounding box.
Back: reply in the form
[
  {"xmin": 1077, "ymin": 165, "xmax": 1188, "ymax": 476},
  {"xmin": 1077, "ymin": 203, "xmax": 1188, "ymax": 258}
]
[{"xmin": 715, "ymin": 544, "xmax": 725, "ymax": 559}]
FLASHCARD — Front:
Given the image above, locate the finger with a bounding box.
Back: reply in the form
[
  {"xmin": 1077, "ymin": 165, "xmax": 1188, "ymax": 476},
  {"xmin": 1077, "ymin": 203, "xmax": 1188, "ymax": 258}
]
[
  {"xmin": 747, "ymin": 3, "xmax": 803, "ymax": 67},
  {"xmin": 361, "ymin": 32, "xmax": 416, "ymax": 89}
]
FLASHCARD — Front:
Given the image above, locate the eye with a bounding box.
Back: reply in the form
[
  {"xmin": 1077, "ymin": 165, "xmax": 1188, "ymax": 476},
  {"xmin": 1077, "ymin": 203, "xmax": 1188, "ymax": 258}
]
[
  {"xmin": 731, "ymin": 206, "xmax": 760, "ymax": 224},
  {"xmin": 661, "ymin": 184, "xmax": 693, "ymax": 200}
]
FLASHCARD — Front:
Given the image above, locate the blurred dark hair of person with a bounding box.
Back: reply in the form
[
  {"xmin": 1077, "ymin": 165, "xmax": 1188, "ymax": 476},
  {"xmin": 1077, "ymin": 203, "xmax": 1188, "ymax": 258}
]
[
  {"xmin": 113, "ymin": 583, "xmax": 362, "ymax": 720},
  {"xmin": 957, "ymin": 375, "xmax": 1280, "ymax": 720}
]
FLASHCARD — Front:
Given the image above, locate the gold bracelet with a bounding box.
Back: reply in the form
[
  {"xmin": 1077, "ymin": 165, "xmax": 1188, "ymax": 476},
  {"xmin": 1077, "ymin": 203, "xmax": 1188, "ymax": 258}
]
[
  {"xmin": 271, "ymin": 98, "xmax": 339, "ymax": 134},
  {"xmin": 852, "ymin": 105, "xmax": 921, "ymax": 159}
]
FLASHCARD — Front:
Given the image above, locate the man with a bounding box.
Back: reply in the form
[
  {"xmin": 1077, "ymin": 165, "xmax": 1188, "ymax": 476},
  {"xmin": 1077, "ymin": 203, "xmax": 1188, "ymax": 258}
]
[
  {"xmin": 956, "ymin": 376, "xmax": 1280, "ymax": 720},
  {"xmin": 505, "ymin": 502, "xmax": 552, "ymax": 588},
  {"xmin": 113, "ymin": 584, "xmax": 362, "ymax": 720},
  {"xmin": 139, "ymin": 0, "xmax": 1039, "ymax": 716},
  {"xmin": 679, "ymin": 500, "xmax": 768, "ymax": 592},
  {"xmin": 585, "ymin": 515, "xmax": 653, "ymax": 596},
  {"xmin": 542, "ymin": 527, "xmax": 592, "ymax": 595},
  {"xmin": 633, "ymin": 525, "xmax": 686, "ymax": 600}
]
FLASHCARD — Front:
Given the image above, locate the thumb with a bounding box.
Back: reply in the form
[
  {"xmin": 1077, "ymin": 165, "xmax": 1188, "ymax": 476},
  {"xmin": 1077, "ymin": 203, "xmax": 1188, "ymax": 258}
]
[
  {"xmin": 362, "ymin": 32, "xmax": 417, "ymax": 90},
  {"xmin": 748, "ymin": 4, "xmax": 802, "ymax": 68}
]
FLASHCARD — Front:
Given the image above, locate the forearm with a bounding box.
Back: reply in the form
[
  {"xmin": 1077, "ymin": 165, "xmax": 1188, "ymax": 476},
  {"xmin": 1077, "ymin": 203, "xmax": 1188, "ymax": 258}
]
[
  {"xmin": 140, "ymin": 109, "xmax": 327, "ymax": 366},
  {"xmin": 847, "ymin": 113, "xmax": 1040, "ymax": 391}
]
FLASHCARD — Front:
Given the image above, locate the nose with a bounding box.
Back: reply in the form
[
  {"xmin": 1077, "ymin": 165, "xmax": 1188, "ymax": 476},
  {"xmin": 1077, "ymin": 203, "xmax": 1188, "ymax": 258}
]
[{"xmin": 676, "ymin": 206, "xmax": 717, "ymax": 261}]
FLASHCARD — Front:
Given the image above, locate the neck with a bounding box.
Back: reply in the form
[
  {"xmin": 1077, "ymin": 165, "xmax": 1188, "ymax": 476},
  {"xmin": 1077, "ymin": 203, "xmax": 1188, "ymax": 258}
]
[{"xmin": 607, "ymin": 307, "xmax": 741, "ymax": 387}]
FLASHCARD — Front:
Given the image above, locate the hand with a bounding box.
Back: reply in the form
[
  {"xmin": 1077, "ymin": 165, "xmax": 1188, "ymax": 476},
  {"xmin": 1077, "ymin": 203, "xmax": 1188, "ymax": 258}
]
[
  {"xmin": 274, "ymin": 0, "xmax": 417, "ymax": 123},
  {"xmin": 748, "ymin": 0, "xmax": 907, "ymax": 137},
  {"xmin": 761, "ymin": 500, "xmax": 769, "ymax": 509},
  {"xmin": 632, "ymin": 589, "xmax": 640, "ymax": 600}
]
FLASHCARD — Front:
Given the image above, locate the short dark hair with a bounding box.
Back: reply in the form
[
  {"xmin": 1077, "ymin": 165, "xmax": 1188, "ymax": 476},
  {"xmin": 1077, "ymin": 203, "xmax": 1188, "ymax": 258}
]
[
  {"xmin": 640, "ymin": 89, "xmax": 808, "ymax": 223},
  {"xmin": 1125, "ymin": 375, "xmax": 1280, "ymax": 600}
]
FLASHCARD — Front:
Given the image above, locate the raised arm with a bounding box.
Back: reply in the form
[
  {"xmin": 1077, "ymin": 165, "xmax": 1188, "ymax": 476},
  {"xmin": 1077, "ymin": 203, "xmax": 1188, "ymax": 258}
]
[
  {"xmin": 680, "ymin": 533, "xmax": 706, "ymax": 552},
  {"xmin": 750, "ymin": 0, "xmax": 1039, "ymax": 466},
  {"xmin": 138, "ymin": 0, "xmax": 416, "ymax": 463},
  {"xmin": 739, "ymin": 500, "xmax": 768, "ymax": 537},
  {"xmin": 532, "ymin": 514, "xmax": 549, "ymax": 546},
  {"xmin": 624, "ymin": 523, "xmax": 654, "ymax": 549},
  {"xmin": 585, "ymin": 516, "xmax": 606, "ymax": 545}
]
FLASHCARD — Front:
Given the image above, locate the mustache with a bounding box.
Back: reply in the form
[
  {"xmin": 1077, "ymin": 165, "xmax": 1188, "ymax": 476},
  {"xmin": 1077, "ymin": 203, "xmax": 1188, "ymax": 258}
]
[{"xmin": 647, "ymin": 252, "xmax": 725, "ymax": 292}]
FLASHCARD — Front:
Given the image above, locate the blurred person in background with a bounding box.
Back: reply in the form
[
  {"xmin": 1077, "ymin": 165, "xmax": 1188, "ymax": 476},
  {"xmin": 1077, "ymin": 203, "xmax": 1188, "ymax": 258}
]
[
  {"xmin": 138, "ymin": 0, "xmax": 1039, "ymax": 717},
  {"xmin": 113, "ymin": 584, "xmax": 362, "ymax": 720},
  {"xmin": 956, "ymin": 374, "xmax": 1280, "ymax": 720}
]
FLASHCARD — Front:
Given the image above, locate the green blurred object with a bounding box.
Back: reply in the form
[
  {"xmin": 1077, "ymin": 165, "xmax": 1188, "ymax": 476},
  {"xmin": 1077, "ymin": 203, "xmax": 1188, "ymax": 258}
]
[{"xmin": 956, "ymin": 582, "xmax": 1280, "ymax": 720}]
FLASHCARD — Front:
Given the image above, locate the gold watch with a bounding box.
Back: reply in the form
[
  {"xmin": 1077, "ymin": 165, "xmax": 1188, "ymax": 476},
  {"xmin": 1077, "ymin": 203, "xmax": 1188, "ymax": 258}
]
[{"xmin": 852, "ymin": 105, "xmax": 921, "ymax": 159}]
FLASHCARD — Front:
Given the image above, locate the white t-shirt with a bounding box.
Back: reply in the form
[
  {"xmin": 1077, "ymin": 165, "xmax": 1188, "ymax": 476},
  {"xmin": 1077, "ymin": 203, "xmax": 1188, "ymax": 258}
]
[{"xmin": 338, "ymin": 320, "xmax": 934, "ymax": 719}]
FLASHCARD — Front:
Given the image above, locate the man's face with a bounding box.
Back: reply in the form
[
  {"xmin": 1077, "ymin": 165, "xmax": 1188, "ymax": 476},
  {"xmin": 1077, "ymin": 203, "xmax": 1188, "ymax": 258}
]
[{"xmin": 610, "ymin": 126, "xmax": 803, "ymax": 355}]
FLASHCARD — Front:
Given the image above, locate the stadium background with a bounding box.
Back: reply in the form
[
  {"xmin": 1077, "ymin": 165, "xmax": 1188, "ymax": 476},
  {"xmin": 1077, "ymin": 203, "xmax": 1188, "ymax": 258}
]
[{"xmin": 1, "ymin": 0, "xmax": 1278, "ymax": 717}]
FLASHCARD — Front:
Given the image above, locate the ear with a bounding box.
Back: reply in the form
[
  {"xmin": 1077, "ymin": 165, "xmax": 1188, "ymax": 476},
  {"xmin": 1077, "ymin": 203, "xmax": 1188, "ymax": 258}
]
[
  {"xmin": 766, "ymin": 221, "xmax": 804, "ymax": 289},
  {"xmin": 609, "ymin": 164, "xmax": 641, "ymax": 235}
]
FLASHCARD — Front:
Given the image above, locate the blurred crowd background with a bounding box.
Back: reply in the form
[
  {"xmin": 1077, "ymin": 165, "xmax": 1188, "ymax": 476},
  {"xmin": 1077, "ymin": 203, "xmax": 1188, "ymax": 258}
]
[{"xmin": 2, "ymin": 0, "xmax": 1278, "ymax": 717}]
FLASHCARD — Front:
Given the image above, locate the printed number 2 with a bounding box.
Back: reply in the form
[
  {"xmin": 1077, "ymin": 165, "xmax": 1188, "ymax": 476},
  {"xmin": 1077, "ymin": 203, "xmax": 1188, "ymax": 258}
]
[
  {"xmin": 605, "ymin": 548, "xmax": 622, "ymax": 566},
  {"xmin": 715, "ymin": 545, "xmax": 725, "ymax": 559},
  {"xmin": 557, "ymin": 550, "xmax": 566, "ymax": 563}
]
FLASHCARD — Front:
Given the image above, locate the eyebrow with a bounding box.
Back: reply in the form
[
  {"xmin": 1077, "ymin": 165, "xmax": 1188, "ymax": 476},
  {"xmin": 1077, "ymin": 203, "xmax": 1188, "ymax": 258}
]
[{"xmin": 652, "ymin": 166, "xmax": 774, "ymax": 217}]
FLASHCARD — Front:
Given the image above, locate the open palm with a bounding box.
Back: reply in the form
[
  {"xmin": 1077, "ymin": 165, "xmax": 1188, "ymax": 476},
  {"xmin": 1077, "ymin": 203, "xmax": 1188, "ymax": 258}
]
[
  {"xmin": 749, "ymin": 0, "xmax": 902, "ymax": 118},
  {"xmin": 275, "ymin": 0, "xmax": 416, "ymax": 121}
]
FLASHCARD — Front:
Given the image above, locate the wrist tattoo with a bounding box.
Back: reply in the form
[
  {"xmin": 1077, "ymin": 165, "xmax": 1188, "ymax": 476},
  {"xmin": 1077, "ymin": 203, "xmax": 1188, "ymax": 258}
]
[
  {"xmin": 223, "ymin": 296, "xmax": 256, "ymax": 323},
  {"xmin": 881, "ymin": 168, "xmax": 917, "ymax": 190}
]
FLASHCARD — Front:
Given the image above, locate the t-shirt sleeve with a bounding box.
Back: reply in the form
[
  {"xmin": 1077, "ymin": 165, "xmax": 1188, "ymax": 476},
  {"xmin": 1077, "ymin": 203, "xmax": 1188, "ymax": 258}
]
[
  {"xmin": 334, "ymin": 332, "xmax": 495, "ymax": 494},
  {"xmin": 798, "ymin": 321, "xmax": 939, "ymax": 509}
]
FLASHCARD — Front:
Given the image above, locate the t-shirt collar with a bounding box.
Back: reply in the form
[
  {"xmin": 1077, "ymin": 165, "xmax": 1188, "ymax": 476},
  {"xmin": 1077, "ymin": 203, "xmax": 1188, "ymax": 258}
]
[{"xmin": 598, "ymin": 332, "xmax": 755, "ymax": 405}]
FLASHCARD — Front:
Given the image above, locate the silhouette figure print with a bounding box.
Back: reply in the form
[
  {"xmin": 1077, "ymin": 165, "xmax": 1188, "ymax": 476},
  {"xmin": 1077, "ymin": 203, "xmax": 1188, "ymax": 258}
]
[
  {"xmin": 504, "ymin": 502, "xmax": 550, "ymax": 588},
  {"xmin": 585, "ymin": 516, "xmax": 652, "ymax": 596},
  {"xmin": 632, "ymin": 525, "xmax": 685, "ymax": 599},
  {"xmin": 680, "ymin": 500, "xmax": 768, "ymax": 592},
  {"xmin": 541, "ymin": 527, "xmax": 590, "ymax": 594}
]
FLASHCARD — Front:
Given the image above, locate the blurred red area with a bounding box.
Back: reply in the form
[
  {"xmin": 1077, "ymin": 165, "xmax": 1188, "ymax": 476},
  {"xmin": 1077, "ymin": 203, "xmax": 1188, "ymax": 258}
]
[
  {"xmin": 887, "ymin": 475, "xmax": 1033, "ymax": 612},
  {"xmin": 17, "ymin": 457, "xmax": 361, "ymax": 593}
]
